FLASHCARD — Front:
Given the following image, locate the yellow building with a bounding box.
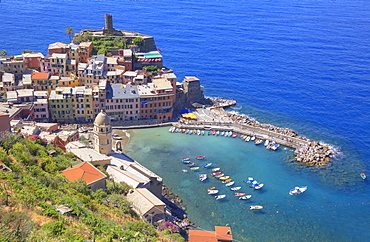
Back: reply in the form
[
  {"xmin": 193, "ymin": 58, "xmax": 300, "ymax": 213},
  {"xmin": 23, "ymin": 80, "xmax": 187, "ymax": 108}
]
[
  {"xmin": 49, "ymin": 87, "xmax": 74, "ymax": 122},
  {"xmin": 72, "ymin": 86, "xmax": 93, "ymax": 122}
]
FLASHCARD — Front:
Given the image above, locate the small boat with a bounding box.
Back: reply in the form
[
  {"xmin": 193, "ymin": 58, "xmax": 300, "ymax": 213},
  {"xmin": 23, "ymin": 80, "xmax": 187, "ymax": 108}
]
[
  {"xmin": 182, "ymin": 160, "xmax": 191, "ymax": 164},
  {"xmin": 249, "ymin": 181, "xmax": 259, "ymax": 188},
  {"xmin": 245, "ymin": 136, "xmax": 251, "ymax": 142},
  {"xmin": 200, "ymin": 130, "xmax": 205, "ymax": 135},
  {"xmin": 208, "ymin": 189, "xmax": 219, "ymax": 195},
  {"xmin": 207, "ymin": 187, "xmax": 216, "ymax": 190},
  {"xmin": 219, "ymin": 176, "xmax": 230, "ymax": 180},
  {"xmin": 228, "ymin": 131, "xmax": 233, "ymax": 137},
  {"xmin": 225, "ymin": 181, "xmax": 235, "ymax": 187},
  {"xmin": 211, "ymin": 171, "xmax": 222, "ymax": 176},
  {"xmin": 181, "ymin": 169, "xmax": 188, "ymax": 172},
  {"xmin": 212, "ymin": 130, "xmax": 216, "ymax": 135},
  {"xmin": 254, "ymin": 139, "xmax": 263, "ymax": 145},
  {"xmin": 215, "ymin": 130, "xmax": 220, "ymax": 136},
  {"xmin": 249, "ymin": 205, "xmax": 263, "ymax": 210},
  {"xmin": 220, "ymin": 131, "xmax": 225, "ymax": 136},
  {"xmin": 203, "ymin": 163, "xmax": 213, "ymax": 168},
  {"xmin": 197, "ymin": 130, "xmax": 201, "ymax": 135},
  {"xmin": 361, "ymin": 173, "xmax": 367, "ymax": 180},
  {"xmin": 230, "ymin": 186, "xmax": 241, "ymax": 191},
  {"xmin": 214, "ymin": 173, "xmax": 224, "ymax": 178},
  {"xmin": 239, "ymin": 195, "xmax": 252, "ymax": 200},
  {"xmin": 222, "ymin": 179, "xmax": 233, "ymax": 183},
  {"xmin": 243, "ymin": 177, "xmax": 254, "ymax": 183},
  {"xmin": 234, "ymin": 193, "xmax": 246, "ymax": 197},
  {"xmin": 254, "ymin": 183, "xmax": 264, "ymax": 190},
  {"xmin": 212, "ymin": 167, "xmax": 221, "ymax": 172},
  {"xmin": 289, "ymin": 186, "xmax": 307, "ymax": 195},
  {"xmin": 232, "ymin": 133, "xmax": 238, "ymax": 138},
  {"xmin": 190, "ymin": 166, "xmax": 200, "ymax": 170},
  {"xmin": 155, "ymin": 133, "xmax": 161, "ymax": 136},
  {"xmin": 215, "ymin": 195, "xmax": 226, "ymax": 200},
  {"xmin": 168, "ymin": 126, "xmax": 176, "ymax": 132},
  {"xmin": 199, "ymin": 174, "xmax": 208, "ymax": 181},
  {"xmin": 195, "ymin": 156, "xmax": 205, "ymax": 160},
  {"xmin": 264, "ymin": 140, "xmax": 270, "ymax": 146},
  {"xmin": 186, "ymin": 163, "xmax": 196, "ymax": 167},
  {"xmin": 250, "ymin": 136, "xmax": 256, "ymax": 141},
  {"xmin": 208, "ymin": 130, "xmax": 212, "ymax": 135}
]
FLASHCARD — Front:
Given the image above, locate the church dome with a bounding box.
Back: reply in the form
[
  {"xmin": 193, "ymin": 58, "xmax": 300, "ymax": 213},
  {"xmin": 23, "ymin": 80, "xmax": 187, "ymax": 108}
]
[{"xmin": 94, "ymin": 110, "xmax": 111, "ymax": 126}]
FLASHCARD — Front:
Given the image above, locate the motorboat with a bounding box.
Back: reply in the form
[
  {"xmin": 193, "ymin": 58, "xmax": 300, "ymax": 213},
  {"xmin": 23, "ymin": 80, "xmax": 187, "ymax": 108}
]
[
  {"xmin": 239, "ymin": 195, "xmax": 252, "ymax": 200},
  {"xmin": 264, "ymin": 140, "xmax": 270, "ymax": 146},
  {"xmin": 211, "ymin": 167, "xmax": 221, "ymax": 172},
  {"xmin": 199, "ymin": 174, "xmax": 208, "ymax": 181},
  {"xmin": 208, "ymin": 189, "xmax": 219, "ymax": 195},
  {"xmin": 211, "ymin": 171, "xmax": 222, "ymax": 176},
  {"xmin": 200, "ymin": 130, "xmax": 205, "ymax": 135},
  {"xmin": 222, "ymin": 179, "xmax": 232, "ymax": 183},
  {"xmin": 190, "ymin": 166, "xmax": 200, "ymax": 170},
  {"xmin": 250, "ymin": 136, "xmax": 256, "ymax": 141},
  {"xmin": 195, "ymin": 156, "xmax": 205, "ymax": 160},
  {"xmin": 249, "ymin": 205, "xmax": 263, "ymax": 210},
  {"xmin": 207, "ymin": 187, "xmax": 216, "ymax": 190},
  {"xmin": 361, "ymin": 173, "xmax": 367, "ymax": 180},
  {"xmin": 230, "ymin": 186, "xmax": 241, "ymax": 191},
  {"xmin": 182, "ymin": 157, "xmax": 191, "ymax": 161},
  {"xmin": 254, "ymin": 139, "xmax": 263, "ymax": 145},
  {"xmin": 219, "ymin": 176, "xmax": 230, "ymax": 180},
  {"xmin": 243, "ymin": 177, "xmax": 254, "ymax": 183},
  {"xmin": 186, "ymin": 163, "xmax": 196, "ymax": 167},
  {"xmin": 215, "ymin": 195, "xmax": 226, "ymax": 200},
  {"xmin": 254, "ymin": 183, "xmax": 264, "ymax": 190},
  {"xmin": 245, "ymin": 136, "xmax": 251, "ymax": 142},
  {"xmin": 289, "ymin": 186, "xmax": 307, "ymax": 195},
  {"xmin": 203, "ymin": 163, "xmax": 213, "ymax": 168},
  {"xmin": 232, "ymin": 133, "xmax": 238, "ymax": 138}
]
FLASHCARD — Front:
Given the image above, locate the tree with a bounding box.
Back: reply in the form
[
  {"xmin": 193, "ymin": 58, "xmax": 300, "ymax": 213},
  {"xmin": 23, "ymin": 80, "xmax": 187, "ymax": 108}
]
[
  {"xmin": 132, "ymin": 37, "xmax": 143, "ymax": 46},
  {"xmin": 22, "ymin": 50, "xmax": 34, "ymax": 54},
  {"xmin": 65, "ymin": 27, "xmax": 75, "ymax": 43},
  {"xmin": 0, "ymin": 50, "xmax": 6, "ymax": 56}
]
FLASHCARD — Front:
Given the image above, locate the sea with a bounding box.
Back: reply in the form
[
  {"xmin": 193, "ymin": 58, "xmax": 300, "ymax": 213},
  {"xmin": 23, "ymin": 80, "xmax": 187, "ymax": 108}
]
[{"xmin": 1, "ymin": 0, "xmax": 370, "ymax": 241}]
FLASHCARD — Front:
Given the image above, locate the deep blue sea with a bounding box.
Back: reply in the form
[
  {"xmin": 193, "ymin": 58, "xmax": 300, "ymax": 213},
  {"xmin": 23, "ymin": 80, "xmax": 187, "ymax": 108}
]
[{"xmin": 2, "ymin": 0, "xmax": 370, "ymax": 241}]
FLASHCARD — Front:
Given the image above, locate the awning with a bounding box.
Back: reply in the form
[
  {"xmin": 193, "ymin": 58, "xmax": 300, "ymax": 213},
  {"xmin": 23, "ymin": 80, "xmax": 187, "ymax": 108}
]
[{"xmin": 144, "ymin": 53, "xmax": 163, "ymax": 58}]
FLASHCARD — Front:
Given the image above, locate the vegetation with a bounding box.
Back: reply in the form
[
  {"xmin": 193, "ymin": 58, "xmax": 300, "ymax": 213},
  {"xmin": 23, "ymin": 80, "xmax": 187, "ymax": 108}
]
[
  {"xmin": 143, "ymin": 65, "xmax": 160, "ymax": 77},
  {"xmin": 0, "ymin": 131, "xmax": 183, "ymax": 241},
  {"xmin": 0, "ymin": 50, "xmax": 7, "ymax": 56},
  {"xmin": 64, "ymin": 27, "xmax": 75, "ymax": 43},
  {"xmin": 22, "ymin": 50, "xmax": 34, "ymax": 54}
]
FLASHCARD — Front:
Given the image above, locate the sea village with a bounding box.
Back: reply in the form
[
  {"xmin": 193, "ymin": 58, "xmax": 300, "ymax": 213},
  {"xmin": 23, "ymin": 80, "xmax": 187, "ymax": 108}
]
[{"xmin": 0, "ymin": 14, "xmax": 346, "ymax": 241}]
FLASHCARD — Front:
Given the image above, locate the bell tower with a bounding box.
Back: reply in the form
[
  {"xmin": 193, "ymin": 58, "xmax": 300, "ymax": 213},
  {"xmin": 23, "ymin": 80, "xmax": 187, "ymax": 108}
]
[{"xmin": 93, "ymin": 110, "xmax": 112, "ymax": 155}]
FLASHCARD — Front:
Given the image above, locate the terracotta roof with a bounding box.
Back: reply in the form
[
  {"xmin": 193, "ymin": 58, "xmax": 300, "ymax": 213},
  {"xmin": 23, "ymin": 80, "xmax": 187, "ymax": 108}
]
[
  {"xmin": 32, "ymin": 72, "xmax": 50, "ymax": 80},
  {"xmin": 61, "ymin": 162, "xmax": 107, "ymax": 185},
  {"xmin": 188, "ymin": 226, "xmax": 232, "ymax": 242}
]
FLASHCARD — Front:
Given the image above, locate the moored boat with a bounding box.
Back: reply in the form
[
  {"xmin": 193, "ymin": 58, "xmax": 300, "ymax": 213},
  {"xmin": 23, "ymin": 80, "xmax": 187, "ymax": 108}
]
[
  {"xmin": 239, "ymin": 195, "xmax": 252, "ymax": 200},
  {"xmin": 264, "ymin": 139, "xmax": 270, "ymax": 146},
  {"xmin": 211, "ymin": 171, "xmax": 222, "ymax": 176},
  {"xmin": 207, "ymin": 187, "xmax": 216, "ymax": 190},
  {"xmin": 182, "ymin": 157, "xmax": 191, "ymax": 161},
  {"xmin": 230, "ymin": 186, "xmax": 241, "ymax": 191},
  {"xmin": 225, "ymin": 181, "xmax": 235, "ymax": 187},
  {"xmin": 289, "ymin": 186, "xmax": 307, "ymax": 195},
  {"xmin": 214, "ymin": 173, "xmax": 224, "ymax": 178},
  {"xmin": 195, "ymin": 156, "xmax": 205, "ymax": 160},
  {"xmin": 361, "ymin": 173, "xmax": 367, "ymax": 180},
  {"xmin": 208, "ymin": 189, "xmax": 219, "ymax": 195},
  {"xmin": 203, "ymin": 163, "xmax": 213, "ymax": 168},
  {"xmin": 215, "ymin": 195, "xmax": 226, "ymax": 200},
  {"xmin": 254, "ymin": 183, "xmax": 264, "ymax": 190},
  {"xmin": 200, "ymin": 130, "xmax": 205, "ymax": 135},
  {"xmin": 190, "ymin": 166, "xmax": 200, "ymax": 170},
  {"xmin": 219, "ymin": 176, "xmax": 230, "ymax": 180},
  {"xmin": 182, "ymin": 160, "xmax": 191, "ymax": 164},
  {"xmin": 199, "ymin": 174, "xmax": 208, "ymax": 181},
  {"xmin": 245, "ymin": 136, "xmax": 251, "ymax": 142},
  {"xmin": 243, "ymin": 177, "xmax": 254, "ymax": 183},
  {"xmin": 234, "ymin": 192, "xmax": 246, "ymax": 197},
  {"xmin": 211, "ymin": 167, "xmax": 221, "ymax": 172},
  {"xmin": 254, "ymin": 139, "xmax": 263, "ymax": 145},
  {"xmin": 186, "ymin": 163, "xmax": 196, "ymax": 167},
  {"xmin": 232, "ymin": 133, "xmax": 238, "ymax": 138},
  {"xmin": 222, "ymin": 179, "xmax": 232, "ymax": 183},
  {"xmin": 249, "ymin": 205, "xmax": 263, "ymax": 210}
]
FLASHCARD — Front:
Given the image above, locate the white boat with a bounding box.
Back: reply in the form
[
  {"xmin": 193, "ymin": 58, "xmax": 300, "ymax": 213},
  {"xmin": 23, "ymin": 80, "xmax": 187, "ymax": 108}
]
[
  {"xmin": 225, "ymin": 181, "xmax": 235, "ymax": 187},
  {"xmin": 250, "ymin": 205, "xmax": 263, "ymax": 210},
  {"xmin": 250, "ymin": 136, "xmax": 256, "ymax": 141},
  {"xmin": 245, "ymin": 136, "xmax": 251, "ymax": 142},
  {"xmin": 230, "ymin": 186, "xmax": 241, "ymax": 191},
  {"xmin": 289, "ymin": 186, "xmax": 307, "ymax": 195},
  {"xmin": 199, "ymin": 174, "xmax": 208, "ymax": 181},
  {"xmin": 197, "ymin": 130, "xmax": 201, "ymax": 135},
  {"xmin": 208, "ymin": 189, "xmax": 219, "ymax": 195},
  {"xmin": 220, "ymin": 131, "xmax": 225, "ymax": 136},
  {"xmin": 211, "ymin": 167, "xmax": 221, "ymax": 172},
  {"xmin": 239, "ymin": 195, "xmax": 252, "ymax": 200},
  {"xmin": 264, "ymin": 140, "xmax": 270, "ymax": 146},
  {"xmin": 254, "ymin": 183, "xmax": 264, "ymax": 190},
  {"xmin": 215, "ymin": 195, "xmax": 226, "ymax": 200},
  {"xmin": 200, "ymin": 130, "xmax": 205, "ymax": 135}
]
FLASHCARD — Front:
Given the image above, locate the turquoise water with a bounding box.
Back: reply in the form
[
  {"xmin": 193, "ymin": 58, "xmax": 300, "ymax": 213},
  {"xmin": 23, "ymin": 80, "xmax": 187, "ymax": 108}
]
[
  {"xmin": 2, "ymin": 0, "xmax": 370, "ymax": 240},
  {"xmin": 125, "ymin": 127, "xmax": 370, "ymax": 241}
]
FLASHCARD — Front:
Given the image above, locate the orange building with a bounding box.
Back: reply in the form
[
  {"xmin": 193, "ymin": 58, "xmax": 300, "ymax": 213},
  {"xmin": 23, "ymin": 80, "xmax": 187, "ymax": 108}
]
[
  {"xmin": 60, "ymin": 161, "xmax": 107, "ymax": 191},
  {"xmin": 188, "ymin": 226, "xmax": 233, "ymax": 242}
]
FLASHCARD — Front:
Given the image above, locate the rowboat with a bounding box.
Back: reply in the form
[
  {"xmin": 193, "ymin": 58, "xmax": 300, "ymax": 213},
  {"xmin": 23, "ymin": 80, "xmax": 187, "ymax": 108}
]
[
  {"xmin": 254, "ymin": 139, "xmax": 263, "ymax": 145},
  {"xmin": 225, "ymin": 181, "xmax": 235, "ymax": 187},
  {"xmin": 186, "ymin": 163, "xmax": 196, "ymax": 167},
  {"xmin": 232, "ymin": 133, "xmax": 238, "ymax": 138},
  {"xmin": 208, "ymin": 189, "xmax": 219, "ymax": 195},
  {"xmin": 195, "ymin": 156, "xmax": 205, "ymax": 160},
  {"xmin": 211, "ymin": 171, "xmax": 222, "ymax": 176},
  {"xmin": 207, "ymin": 187, "xmax": 216, "ymax": 190},
  {"xmin": 182, "ymin": 157, "xmax": 191, "ymax": 161},
  {"xmin": 222, "ymin": 179, "xmax": 232, "ymax": 183},
  {"xmin": 203, "ymin": 163, "xmax": 212, "ymax": 168},
  {"xmin": 230, "ymin": 186, "xmax": 241, "ymax": 191},
  {"xmin": 361, "ymin": 173, "xmax": 367, "ymax": 180},
  {"xmin": 245, "ymin": 136, "xmax": 251, "ymax": 142},
  {"xmin": 200, "ymin": 130, "xmax": 205, "ymax": 135},
  {"xmin": 243, "ymin": 177, "xmax": 254, "ymax": 183},
  {"xmin": 234, "ymin": 193, "xmax": 246, "ymax": 197},
  {"xmin": 211, "ymin": 167, "xmax": 221, "ymax": 172},
  {"xmin": 215, "ymin": 195, "xmax": 226, "ymax": 200},
  {"xmin": 239, "ymin": 195, "xmax": 252, "ymax": 200},
  {"xmin": 219, "ymin": 176, "xmax": 230, "ymax": 180},
  {"xmin": 190, "ymin": 166, "xmax": 200, "ymax": 170},
  {"xmin": 181, "ymin": 169, "xmax": 188, "ymax": 172},
  {"xmin": 250, "ymin": 205, "xmax": 263, "ymax": 210},
  {"xmin": 214, "ymin": 173, "xmax": 224, "ymax": 178}
]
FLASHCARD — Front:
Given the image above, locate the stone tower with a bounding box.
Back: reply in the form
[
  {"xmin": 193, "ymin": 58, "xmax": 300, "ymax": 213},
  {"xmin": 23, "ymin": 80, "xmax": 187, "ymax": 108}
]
[
  {"xmin": 93, "ymin": 110, "xmax": 112, "ymax": 155},
  {"xmin": 103, "ymin": 14, "xmax": 114, "ymax": 32}
]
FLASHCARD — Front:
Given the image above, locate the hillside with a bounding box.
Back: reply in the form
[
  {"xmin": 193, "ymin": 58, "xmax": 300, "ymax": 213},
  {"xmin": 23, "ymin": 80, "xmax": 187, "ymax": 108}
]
[{"xmin": 0, "ymin": 132, "xmax": 184, "ymax": 242}]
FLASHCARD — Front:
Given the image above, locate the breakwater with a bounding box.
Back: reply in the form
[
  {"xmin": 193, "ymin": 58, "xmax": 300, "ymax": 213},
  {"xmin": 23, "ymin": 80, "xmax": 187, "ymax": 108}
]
[{"xmin": 173, "ymin": 107, "xmax": 336, "ymax": 166}]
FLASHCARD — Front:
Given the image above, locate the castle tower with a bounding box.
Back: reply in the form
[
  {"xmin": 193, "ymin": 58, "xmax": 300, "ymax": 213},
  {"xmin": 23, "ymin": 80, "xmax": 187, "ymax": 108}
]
[
  {"xmin": 103, "ymin": 14, "xmax": 114, "ymax": 32},
  {"xmin": 93, "ymin": 110, "xmax": 112, "ymax": 155}
]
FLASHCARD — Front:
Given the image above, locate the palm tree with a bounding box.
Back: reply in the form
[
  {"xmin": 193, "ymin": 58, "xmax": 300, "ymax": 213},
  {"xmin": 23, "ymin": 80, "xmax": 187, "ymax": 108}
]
[{"xmin": 64, "ymin": 27, "xmax": 75, "ymax": 43}]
